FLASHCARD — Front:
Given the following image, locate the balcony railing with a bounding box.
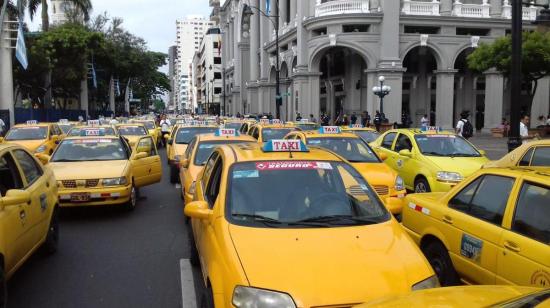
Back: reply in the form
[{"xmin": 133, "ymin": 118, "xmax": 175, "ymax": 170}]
[
  {"xmin": 452, "ymin": 1, "xmax": 490, "ymax": 18},
  {"xmin": 315, "ymin": 0, "xmax": 370, "ymax": 17},
  {"xmin": 501, "ymin": 2, "xmax": 539, "ymax": 20},
  {"xmin": 402, "ymin": 0, "xmax": 440, "ymax": 16}
]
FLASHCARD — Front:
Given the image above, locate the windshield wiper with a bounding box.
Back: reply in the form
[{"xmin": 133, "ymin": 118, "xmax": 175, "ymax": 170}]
[
  {"xmin": 295, "ymin": 215, "xmax": 379, "ymax": 225},
  {"xmin": 421, "ymin": 151, "xmax": 445, "ymax": 156},
  {"xmin": 232, "ymin": 213, "xmax": 283, "ymax": 224},
  {"xmin": 449, "ymin": 153, "xmax": 479, "ymax": 157}
]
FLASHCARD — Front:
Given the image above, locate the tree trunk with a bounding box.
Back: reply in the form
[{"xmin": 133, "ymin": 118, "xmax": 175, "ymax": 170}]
[
  {"xmin": 41, "ymin": 0, "xmax": 49, "ymax": 32},
  {"xmin": 42, "ymin": 0, "xmax": 53, "ymax": 109}
]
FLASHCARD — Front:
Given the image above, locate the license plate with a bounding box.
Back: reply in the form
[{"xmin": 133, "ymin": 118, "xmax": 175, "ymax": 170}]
[{"xmin": 70, "ymin": 193, "xmax": 90, "ymax": 202}]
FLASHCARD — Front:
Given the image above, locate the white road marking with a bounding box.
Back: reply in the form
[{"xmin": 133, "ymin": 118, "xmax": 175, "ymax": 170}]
[
  {"xmin": 175, "ymin": 184, "xmax": 182, "ymax": 189},
  {"xmin": 180, "ymin": 258, "xmax": 197, "ymax": 308}
]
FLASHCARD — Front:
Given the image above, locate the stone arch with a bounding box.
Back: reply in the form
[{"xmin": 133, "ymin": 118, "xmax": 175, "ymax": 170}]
[
  {"xmin": 280, "ymin": 61, "xmax": 289, "ymax": 78},
  {"xmin": 453, "ymin": 46, "xmax": 485, "ymax": 130},
  {"xmin": 268, "ymin": 66, "xmax": 277, "ymax": 82},
  {"xmin": 309, "ymin": 40, "xmax": 376, "ymax": 71},
  {"xmin": 401, "ymin": 42, "xmax": 446, "ymax": 70}
]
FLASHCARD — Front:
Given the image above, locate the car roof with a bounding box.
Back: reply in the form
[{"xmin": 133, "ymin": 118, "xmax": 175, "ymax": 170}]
[
  {"xmin": 293, "ymin": 131, "xmax": 359, "ymax": 139},
  {"xmin": 384, "ymin": 128, "xmax": 456, "ymax": 136},
  {"xmin": 341, "ymin": 127, "xmax": 377, "ymax": 132},
  {"xmin": 13, "ymin": 123, "xmax": 50, "ymax": 128},
  {"xmin": 195, "ymin": 134, "xmax": 257, "ymax": 143},
  {"xmin": 481, "ymin": 167, "xmax": 550, "ymax": 182},
  {"xmin": 254, "ymin": 124, "xmax": 296, "ymax": 129},
  {"xmin": 218, "ymin": 142, "xmax": 343, "ymax": 163}
]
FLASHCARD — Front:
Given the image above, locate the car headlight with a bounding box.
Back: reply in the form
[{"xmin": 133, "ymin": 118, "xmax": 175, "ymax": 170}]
[
  {"xmin": 395, "ymin": 175, "xmax": 405, "ymax": 191},
  {"xmin": 232, "ymin": 286, "xmax": 296, "ymax": 308},
  {"xmin": 188, "ymin": 181, "xmax": 196, "ymax": 195},
  {"xmin": 436, "ymin": 171, "xmax": 463, "ymax": 182},
  {"xmin": 412, "ymin": 275, "xmax": 440, "ymax": 291},
  {"xmin": 35, "ymin": 145, "xmax": 47, "ymax": 153},
  {"xmin": 102, "ymin": 177, "xmax": 128, "ymax": 186}
]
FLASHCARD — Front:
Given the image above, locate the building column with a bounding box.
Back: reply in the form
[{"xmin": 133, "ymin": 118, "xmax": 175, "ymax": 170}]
[
  {"xmin": 290, "ymin": 0, "xmax": 297, "ymax": 24},
  {"xmin": 296, "ymin": 0, "xmax": 309, "ymax": 68},
  {"xmin": 530, "ymin": 76, "xmax": 550, "ymax": 128},
  {"xmin": 483, "ymin": 70, "xmax": 504, "ymax": 131},
  {"xmin": 0, "ymin": 21, "xmax": 14, "ymax": 127},
  {"xmin": 489, "ymin": 0, "xmax": 503, "ymax": 17},
  {"xmin": 435, "ymin": 69, "xmax": 457, "ymax": 129},
  {"xmin": 379, "ymin": 0, "xmax": 400, "ymax": 68},
  {"xmin": 279, "ymin": 0, "xmax": 288, "ymax": 27},
  {"xmin": 440, "ymin": 0, "xmax": 453, "ymax": 16}
]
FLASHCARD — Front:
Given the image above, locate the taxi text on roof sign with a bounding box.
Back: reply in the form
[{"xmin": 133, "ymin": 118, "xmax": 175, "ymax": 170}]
[
  {"xmin": 255, "ymin": 161, "xmax": 333, "ymax": 170},
  {"xmin": 215, "ymin": 128, "xmax": 239, "ymax": 137},
  {"xmin": 319, "ymin": 126, "xmax": 341, "ymax": 134},
  {"xmin": 59, "ymin": 119, "xmax": 69, "ymax": 124},
  {"xmin": 26, "ymin": 120, "xmax": 38, "ymax": 125},
  {"xmin": 80, "ymin": 128, "xmax": 105, "ymax": 136},
  {"xmin": 271, "ymin": 119, "xmax": 282, "ymax": 124},
  {"xmin": 421, "ymin": 126, "xmax": 441, "ymax": 133},
  {"xmin": 263, "ymin": 139, "xmax": 308, "ymax": 152},
  {"xmin": 259, "ymin": 119, "xmax": 270, "ymax": 125},
  {"xmin": 349, "ymin": 124, "xmax": 364, "ymax": 128},
  {"xmin": 88, "ymin": 120, "xmax": 101, "ymax": 126}
]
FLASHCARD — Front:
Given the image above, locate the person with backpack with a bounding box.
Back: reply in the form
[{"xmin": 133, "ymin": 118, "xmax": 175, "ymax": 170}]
[
  {"xmin": 373, "ymin": 111, "xmax": 382, "ymax": 131},
  {"xmin": 456, "ymin": 111, "xmax": 474, "ymax": 139}
]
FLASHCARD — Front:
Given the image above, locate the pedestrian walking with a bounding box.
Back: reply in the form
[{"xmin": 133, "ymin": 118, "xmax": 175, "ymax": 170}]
[
  {"xmin": 420, "ymin": 114, "xmax": 429, "ymax": 128},
  {"xmin": 374, "ymin": 111, "xmax": 382, "ymax": 131},
  {"xmin": 456, "ymin": 111, "xmax": 474, "ymax": 139},
  {"xmin": 309, "ymin": 114, "xmax": 317, "ymax": 123},
  {"xmin": 520, "ymin": 115, "xmax": 539, "ymax": 144},
  {"xmin": 350, "ymin": 112, "xmax": 357, "ymax": 125},
  {"xmin": 159, "ymin": 114, "xmax": 172, "ymax": 147}
]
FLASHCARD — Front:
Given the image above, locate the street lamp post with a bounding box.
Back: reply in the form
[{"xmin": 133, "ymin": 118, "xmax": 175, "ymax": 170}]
[
  {"xmin": 242, "ymin": 2, "xmax": 281, "ymax": 119},
  {"xmin": 372, "ymin": 76, "xmax": 391, "ymax": 121}
]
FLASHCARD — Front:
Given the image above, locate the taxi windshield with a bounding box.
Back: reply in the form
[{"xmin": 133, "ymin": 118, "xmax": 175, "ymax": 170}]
[
  {"xmin": 223, "ymin": 123, "xmax": 242, "ymax": 130},
  {"xmin": 262, "ymin": 128, "xmax": 295, "ymax": 142},
  {"xmin": 58, "ymin": 124, "xmax": 72, "ymax": 134},
  {"xmin": 227, "ymin": 161, "xmax": 390, "ymax": 228},
  {"xmin": 68, "ymin": 127, "xmax": 116, "ymax": 136},
  {"xmin": 5, "ymin": 127, "xmax": 48, "ymax": 141},
  {"xmin": 175, "ymin": 127, "xmax": 218, "ymax": 144},
  {"xmin": 307, "ymin": 137, "xmax": 380, "ymax": 163},
  {"xmin": 354, "ymin": 130, "xmax": 380, "ymax": 143},
  {"xmin": 51, "ymin": 139, "xmax": 128, "ymax": 162},
  {"xmin": 296, "ymin": 123, "xmax": 321, "ymax": 131},
  {"xmin": 414, "ymin": 134, "xmax": 481, "ymax": 157},
  {"xmin": 194, "ymin": 140, "xmax": 254, "ymax": 166},
  {"xmin": 141, "ymin": 122, "xmax": 155, "ymax": 130},
  {"xmin": 118, "ymin": 126, "xmax": 147, "ymax": 136}
]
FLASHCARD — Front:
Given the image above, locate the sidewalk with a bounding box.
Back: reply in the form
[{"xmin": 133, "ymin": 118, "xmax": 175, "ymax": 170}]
[{"xmin": 468, "ymin": 133, "xmax": 509, "ymax": 160}]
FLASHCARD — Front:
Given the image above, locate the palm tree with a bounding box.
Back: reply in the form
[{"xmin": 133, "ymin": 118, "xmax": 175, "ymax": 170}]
[{"xmin": 27, "ymin": 0, "xmax": 92, "ymax": 31}]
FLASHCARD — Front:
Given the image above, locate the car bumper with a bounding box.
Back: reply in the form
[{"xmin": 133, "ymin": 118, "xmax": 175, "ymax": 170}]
[
  {"xmin": 58, "ymin": 184, "xmax": 132, "ymax": 207},
  {"xmin": 431, "ymin": 179, "xmax": 461, "ymax": 192},
  {"xmin": 382, "ymin": 189, "xmax": 407, "ymax": 214}
]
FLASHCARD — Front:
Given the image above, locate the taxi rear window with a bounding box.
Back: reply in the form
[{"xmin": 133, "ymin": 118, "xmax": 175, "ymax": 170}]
[
  {"xmin": 307, "ymin": 137, "xmax": 380, "ymax": 163},
  {"xmin": 175, "ymin": 127, "xmax": 218, "ymax": 144},
  {"xmin": 5, "ymin": 127, "xmax": 48, "ymax": 141},
  {"xmin": 118, "ymin": 126, "xmax": 147, "ymax": 136},
  {"xmin": 261, "ymin": 128, "xmax": 295, "ymax": 142},
  {"xmin": 226, "ymin": 161, "xmax": 389, "ymax": 228},
  {"xmin": 223, "ymin": 123, "xmax": 242, "ymax": 130},
  {"xmin": 51, "ymin": 139, "xmax": 128, "ymax": 162}
]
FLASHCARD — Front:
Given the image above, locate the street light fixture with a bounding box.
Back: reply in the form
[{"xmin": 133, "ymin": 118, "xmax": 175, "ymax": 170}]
[
  {"xmin": 372, "ymin": 76, "xmax": 391, "ymax": 121},
  {"xmin": 243, "ymin": 2, "xmax": 282, "ymax": 120}
]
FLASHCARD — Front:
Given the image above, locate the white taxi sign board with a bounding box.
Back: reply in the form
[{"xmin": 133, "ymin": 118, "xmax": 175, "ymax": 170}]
[
  {"xmin": 59, "ymin": 119, "xmax": 69, "ymax": 124},
  {"xmin": 259, "ymin": 119, "xmax": 270, "ymax": 125},
  {"xmin": 216, "ymin": 128, "xmax": 238, "ymax": 137},
  {"xmin": 271, "ymin": 119, "xmax": 282, "ymax": 125},
  {"xmin": 88, "ymin": 120, "xmax": 101, "ymax": 126},
  {"xmin": 263, "ymin": 139, "xmax": 308, "ymax": 152},
  {"xmin": 319, "ymin": 126, "xmax": 341, "ymax": 134},
  {"xmin": 26, "ymin": 120, "xmax": 38, "ymax": 125}
]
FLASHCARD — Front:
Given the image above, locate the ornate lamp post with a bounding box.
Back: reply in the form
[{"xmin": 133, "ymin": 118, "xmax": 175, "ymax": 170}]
[{"xmin": 372, "ymin": 76, "xmax": 391, "ymax": 121}]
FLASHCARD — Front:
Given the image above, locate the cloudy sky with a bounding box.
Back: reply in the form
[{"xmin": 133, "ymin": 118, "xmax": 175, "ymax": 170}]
[{"xmin": 28, "ymin": 0, "xmax": 212, "ymax": 54}]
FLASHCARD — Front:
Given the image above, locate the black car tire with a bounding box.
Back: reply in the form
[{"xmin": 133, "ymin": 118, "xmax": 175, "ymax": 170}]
[
  {"xmin": 124, "ymin": 185, "xmax": 137, "ymax": 211},
  {"xmin": 43, "ymin": 207, "xmax": 59, "ymax": 254},
  {"xmin": 188, "ymin": 226, "xmax": 200, "ymax": 267},
  {"xmin": 423, "ymin": 241, "xmax": 460, "ymax": 286},
  {"xmin": 414, "ymin": 177, "xmax": 431, "ymax": 193},
  {"xmin": 170, "ymin": 166, "xmax": 179, "ymax": 184},
  {"xmin": 200, "ymin": 285, "xmax": 214, "ymax": 308}
]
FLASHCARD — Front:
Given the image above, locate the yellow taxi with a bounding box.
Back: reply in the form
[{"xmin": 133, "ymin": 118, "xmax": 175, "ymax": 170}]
[
  {"xmin": 341, "ymin": 124, "xmax": 381, "ymax": 143},
  {"xmin": 46, "ymin": 129, "xmax": 162, "ymax": 210},
  {"xmin": 67, "ymin": 125, "xmax": 119, "ymax": 137},
  {"xmin": 286, "ymin": 120, "xmax": 321, "ymax": 132},
  {"xmin": 356, "ymin": 286, "xmax": 547, "ymax": 308},
  {"xmin": 115, "ymin": 123, "xmax": 149, "ymax": 147},
  {"xmin": 166, "ymin": 122, "xmax": 218, "ymax": 183},
  {"xmin": 0, "ymin": 121, "xmax": 64, "ymax": 154},
  {"xmin": 179, "ymin": 128, "xmax": 256, "ymax": 205},
  {"xmin": 56, "ymin": 119, "xmax": 78, "ymax": 135},
  {"xmin": 402, "ymin": 167, "xmax": 550, "ymax": 287},
  {"xmin": 132, "ymin": 120, "xmax": 161, "ymax": 146},
  {"xmin": 484, "ymin": 139, "xmax": 550, "ymax": 168},
  {"xmin": 238, "ymin": 119, "xmax": 257, "ymax": 135},
  {"xmin": 285, "ymin": 127, "xmax": 406, "ymax": 214},
  {"xmin": 247, "ymin": 120, "xmax": 299, "ymax": 144},
  {"xmin": 185, "ymin": 139, "xmax": 437, "ymax": 308},
  {"xmin": 0, "ymin": 143, "xmax": 59, "ymax": 305},
  {"xmin": 371, "ymin": 128, "xmax": 489, "ymax": 193}
]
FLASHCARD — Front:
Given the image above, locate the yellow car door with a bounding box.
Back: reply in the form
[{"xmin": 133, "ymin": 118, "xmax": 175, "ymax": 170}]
[
  {"xmin": 496, "ymin": 180, "xmax": 550, "ymax": 287},
  {"xmin": 132, "ymin": 136, "xmax": 162, "ymax": 187},
  {"xmin": 393, "ymin": 133, "xmax": 418, "ymax": 187},
  {"xmin": 0, "ymin": 151, "xmax": 31, "ymax": 275},
  {"xmin": 378, "ymin": 132, "xmax": 399, "ymax": 169},
  {"xmin": 442, "ymin": 174, "xmax": 516, "ymax": 285}
]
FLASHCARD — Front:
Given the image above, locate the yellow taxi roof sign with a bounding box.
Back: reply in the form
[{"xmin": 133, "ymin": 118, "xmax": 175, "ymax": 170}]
[
  {"xmin": 262, "ymin": 139, "xmax": 308, "ymax": 152},
  {"xmin": 319, "ymin": 126, "xmax": 341, "ymax": 134},
  {"xmin": 215, "ymin": 128, "xmax": 240, "ymax": 137}
]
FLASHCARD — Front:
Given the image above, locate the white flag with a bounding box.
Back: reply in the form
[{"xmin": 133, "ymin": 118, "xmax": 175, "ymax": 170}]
[{"xmin": 15, "ymin": 23, "xmax": 28, "ymax": 70}]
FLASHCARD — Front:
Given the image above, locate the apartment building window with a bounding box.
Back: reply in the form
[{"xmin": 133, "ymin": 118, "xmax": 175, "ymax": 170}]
[
  {"xmin": 213, "ymin": 42, "xmax": 219, "ymax": 49},
  {"xmin": 214, "ymin": 72, "xmax": 222, "ymax": 79},
  {"xmin": 214, "ymin": 87, "xmax": 222, "ymax": 94},
  {"xmin": 214, "ymin": 57, "xmax": 222, "ymax": 64}
]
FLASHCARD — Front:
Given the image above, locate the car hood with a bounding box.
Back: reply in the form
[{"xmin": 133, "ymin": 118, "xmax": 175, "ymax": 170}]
[
  {"xmin": 352, "ymin": 162, "xmax": 397, "ymax": 187},
  {"xmin": 229, "ymin": 222, "xmax": 433, "ymax": 307},
  {"xmin": 425, "ymin": 156, "xmax": 489, "ymax": 177},
  {"xmin": 49, "ymin": 160, "xmax": 128, "ymax": 180},
  {"xmin": 7, "ymin": 140, "xmax": 45, "ymax": 152}
]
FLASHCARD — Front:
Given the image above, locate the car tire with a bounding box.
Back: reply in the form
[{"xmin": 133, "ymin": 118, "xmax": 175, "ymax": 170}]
[
  {"xmin": 124, "ymin": 185, "xmax": 137, "ymax": 211},
  {"xmin": 423, "ymin": 241, "xmax": 460, "ymax": 286},
  {"xmin": 0, "ymin": 265, "xmax": 6, "ymax": 308},
  {"xmin": 200, "ymin": 285, "xmax": 214, "ymax": 308},
  {"xmin": 170, "ymin": 166, "xmax": 179, "ymax": 184},
  {"xmin": 43, "ymin": 207, "xmax": 59, "ymax": 254},
  {"xmin": 188, "ymin": 226, "xmax": 200, "ymax": 267},
  {"xmin": 414, "ymin": 177, "xmax": 431, "ymax": 193}
]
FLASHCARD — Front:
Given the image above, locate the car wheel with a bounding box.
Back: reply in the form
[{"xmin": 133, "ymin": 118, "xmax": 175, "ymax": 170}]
[
  {"xmin": 43, "ymin": 207, "xmax": 59, "ymax": 254},
  {"xmin": 0, "ymin": 265, "xmax": 6, "ymax": 308},
  {"xmin": 423, "ymin": 241, "xmax": 459, "ymax": 286},
  {"xmin": 124, "ymin": 185, "xmax": 137, "ymax": 211},
  {"xmin": 188, "ymin": 225, "xmax": 200, "ymax": 267},
  {"xmin": 200, "ymin": 285, "xmax": 214, "ymax": 308},
  {"xmin": 414, "ymin": 177, "xmax": 431, "ymax": 193},
  {"xmin": 170, "ymin": 166, "xmax": 179, "ymax": 184}
]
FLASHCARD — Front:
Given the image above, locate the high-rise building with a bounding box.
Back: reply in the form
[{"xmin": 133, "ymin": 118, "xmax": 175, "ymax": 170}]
[
  {"xmin": 193, "ymin": 28, "xmax": 223, "ymax": 115},
  {"xmin": 168, "ymin": 45, "xmax": 177, "ymax": 112},
  {"xmin": 175, "ymin": 16, "xmax": 214, "ymax": 113}
]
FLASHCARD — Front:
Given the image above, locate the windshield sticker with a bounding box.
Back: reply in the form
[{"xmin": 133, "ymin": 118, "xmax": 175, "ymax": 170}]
[
  {"xmin": 460, "ymin": 234, "xmax": 483, "ymax": 262},
  {"xmin": 255, "ymin": 161, "xmax": 332, "ymax": 170},
  {"xmin": 233, "ymin": 170, "xmax": 259, "ymax": 179},
  {"xmin": 426, "ymin": 135, "xmax": 455, "ymax": 138},
  {"xmin": 308, "ymin": 140, "xmax": 321, "ymax": 144}
]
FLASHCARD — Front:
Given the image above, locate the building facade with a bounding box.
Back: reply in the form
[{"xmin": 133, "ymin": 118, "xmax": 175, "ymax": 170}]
[
  {"xmin": 168, "ymin": 45, "xmax": 178, "ymax": 112},
  {"xmin": 193, "ymin": 28, "xmax": 223, "ymax": 115},
  {"xmin": 175, "ymin": 16, "xmax": 215, "ymax": 113},
  {"xmin": 218, "ymin": 0, "xmax": 550, "ymax": 129}
]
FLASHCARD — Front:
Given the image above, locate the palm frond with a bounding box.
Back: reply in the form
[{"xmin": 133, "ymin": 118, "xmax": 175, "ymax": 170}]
[{"xmin": 68, "ymin": 0, "xmax": 92, "ymax": 21}]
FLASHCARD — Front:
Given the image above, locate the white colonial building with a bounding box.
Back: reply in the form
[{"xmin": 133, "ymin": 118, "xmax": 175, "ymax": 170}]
[
  {"xmin": 218, "ymin": 0, "xmax": 550, "ymax": 129},
  {"xmin": 193, "ymin": 28, "xmax": 223, "ymax": 114}
]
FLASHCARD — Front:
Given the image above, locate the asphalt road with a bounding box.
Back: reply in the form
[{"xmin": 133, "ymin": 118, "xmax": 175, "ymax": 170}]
[{"xmin": 7, "ymin": 149, "xmax": 202, "ymax": 308}]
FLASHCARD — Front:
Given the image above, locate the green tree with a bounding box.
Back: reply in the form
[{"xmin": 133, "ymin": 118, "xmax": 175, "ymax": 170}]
[
  {"xmin": 153, "ymin": 99, "xmax": 165, "ymax": 112},
  {"xmin": 467, "ymin": 31, "xmax": 550, "ymax": 115}
]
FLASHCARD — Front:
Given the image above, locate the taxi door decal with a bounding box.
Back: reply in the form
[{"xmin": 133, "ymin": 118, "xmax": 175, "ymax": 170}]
[
  {"xmin": 460, "ymin": 233, "xmax": 483, "ymax": 262},
  {"xmin": 531, "ymin": 270, "xmax": 550, "ymax": 288}
]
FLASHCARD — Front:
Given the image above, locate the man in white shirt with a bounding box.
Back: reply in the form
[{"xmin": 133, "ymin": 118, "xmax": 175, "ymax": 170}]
[
  {"xmin": 0, "ymin": 118, "xmax": 5, "ymax": 136},
  {"xmin": 420, "ymin": 114, "xmax": 429, "ymax": 128},
  {"xmin": 159, "ymin": 114, "xmax": 171, "ymax": 147},
  {"xmin": 520, "ymin": 115, "xmax": 538, "ymax": 144}
]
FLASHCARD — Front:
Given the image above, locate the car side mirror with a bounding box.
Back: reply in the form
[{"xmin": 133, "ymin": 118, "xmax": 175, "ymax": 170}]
[
  {"xmin": 181, "ymin": 159, "xmax": 189, "ymax": 169},
  {"xmin": 184, "ymin": 201, "xmax": 212, "ymax": 220},
  {"xmin": 378, "ymin": 152, "xmax": 388, "ymax": 161},
  {"xmin": 134, "ymin": 152, "xmax": 149, "ymax": 160},
  {"xmin": 35, "ymin": 153, "xmax": 51, "ymax": 165},
  {"xmin": 0, "ymin": 137, "xmax": 4, "ymax": 143},
  {"xmin": 479, "ymin": 150, "xmax": 486, "ymax": 156},
  {"xmin": 399, "ymin": 149, "xmax": 413, "ymax": 158},
  {"xmin": 384, "ymin": 197, "xmax": 404, "ymax": 215},
  {"xmin": 168, "ymin": 139, "xmax": 173, "ymax": 145},
  {"xmin": 164, "ymin": 135, "xmax": 170, "ymax": 140},
  {"xmin": 2, "ymin": 189, "xmax": 31, "ymax": 207}
]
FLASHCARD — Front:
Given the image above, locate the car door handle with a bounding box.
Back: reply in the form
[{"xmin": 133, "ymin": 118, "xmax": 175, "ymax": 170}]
[
  {"xmin": 19, "ymin": 210, "xmax": 26, "ymax": 220},
  {"xmin": 503, "ymin": 241, "xmax": 521, "ymax": 253},
  {"xmin": 442, "ymin": 215, "xmax": 453, "ymax": 224}
]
